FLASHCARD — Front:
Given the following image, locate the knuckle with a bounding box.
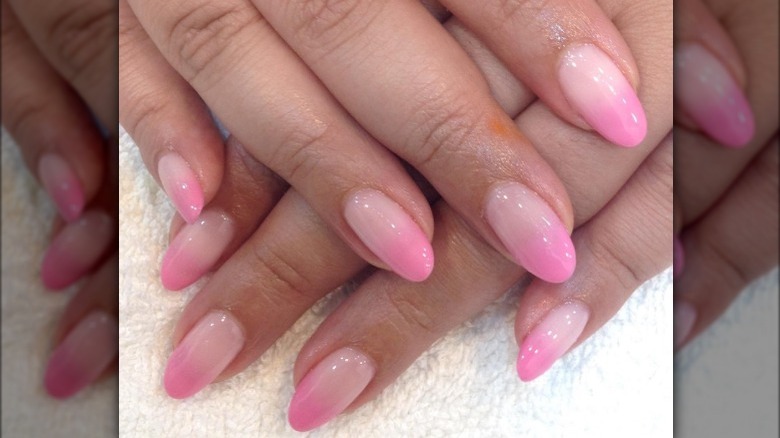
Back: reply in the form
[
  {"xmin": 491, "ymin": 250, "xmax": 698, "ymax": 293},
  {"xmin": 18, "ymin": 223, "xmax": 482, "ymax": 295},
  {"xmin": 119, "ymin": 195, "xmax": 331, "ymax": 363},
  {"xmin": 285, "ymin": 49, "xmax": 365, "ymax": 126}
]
[
  {"xmin": 47, "ymin": 2, "xmax": 116, "ymax": 83},
  {"xmin": 271, "ymin": 116, "xmax": 332, "ymax": 183},
  {"xmin": 284, "ymin": 0, "xmax": 380, "ymax": 57},
  {"xmin": 383, "ymin": 290, "xmax": 439, "ymax": 336},
  {"xmin": 3, "ymin": 97, "xmax": 49, "ymax": 139},
  {"xmin": 585, "ymin": 232, "xmax": 645, "ymax": 292},
  {"xmin": 699, "ymin": 239, "xmax": 751, "ymax": 291},
  {"xmin": 165, "ymin": 3, "xmax": 255, "ymax": 83},
  {"xmin": 251, "ymin": 243, "xmax": 316, "ymax": 306},
  {"xmin": 119, "ymin": 85, "xmax": 168, "ymax": 141},
  {"xmin": 493, "ymin": 0, "xmax": 548, "ymax": 26},
  {"xmin": 403, "ymin": 88, "xmax": 482, "ymax": 169}
]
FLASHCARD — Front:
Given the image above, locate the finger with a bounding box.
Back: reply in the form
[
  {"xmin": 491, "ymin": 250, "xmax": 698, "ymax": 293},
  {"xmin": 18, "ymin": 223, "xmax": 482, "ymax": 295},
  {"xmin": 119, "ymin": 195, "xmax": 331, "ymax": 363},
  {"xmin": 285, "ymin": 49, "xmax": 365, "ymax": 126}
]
[
  {"xmin": 674, "ymin": 0, "xmax": 754, "ymax": 147},
  {"xmin": 1, "ymin": 1, "xmax": 104, "ymax": 221},
  {"xmin": 161, "ymin": 136, "xmax": 287, "ymax": 291},
  {"xmin": 127, "ymin": 0, "xmax": 437, "ymax": 282},
  {"xmin": 162, "ymin": 189, "xmax": 363, "ymax": 399},
  {"xmin": 44, "ymin": 252, "xmax": 118, "ymax": 399},
  {"xmin": 442, "ymin": 0, "xmax": 649, "ymax": 147},
  {"xmin": 514, "ymin": 134, "xmax": 672, "ymax": 381},
  {"xmin": 675, "ymin": 137, "xmax": 778, "ymax": 350},
  {"xmin": 256, "ymin": 0, "xmax": 578, "ymax": 283},
  {"xmin": 119, "ymin": 0, "xmax": 225, "ymax": 222},
  {"xmin": 5, "ymin": 0, "xmax": 117, "ymax": 136}
]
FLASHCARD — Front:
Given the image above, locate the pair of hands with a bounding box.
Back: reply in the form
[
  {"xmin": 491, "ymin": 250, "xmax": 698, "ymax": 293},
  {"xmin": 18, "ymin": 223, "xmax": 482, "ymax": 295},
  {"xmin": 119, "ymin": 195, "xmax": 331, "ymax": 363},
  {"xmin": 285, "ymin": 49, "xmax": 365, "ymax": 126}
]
[
  {"xmin": 1, "ymin": 0, "xmax": 118, "ymax": 399},
  {"xmin": 120, "ymin": 0, "xmax": 672, "ymax": 431}
]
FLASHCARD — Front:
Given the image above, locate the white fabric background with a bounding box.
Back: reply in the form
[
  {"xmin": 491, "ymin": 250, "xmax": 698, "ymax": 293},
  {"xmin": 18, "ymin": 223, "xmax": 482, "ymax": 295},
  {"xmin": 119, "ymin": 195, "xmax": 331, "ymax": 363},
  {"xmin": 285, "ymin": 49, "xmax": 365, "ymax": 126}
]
[
  {"xmin": 116, "ymin": 126, "xmax": 673, "ymax": 438},
  {"xmin": 1, "ymin": 129, "xmax": 116, "ymax": 438}
]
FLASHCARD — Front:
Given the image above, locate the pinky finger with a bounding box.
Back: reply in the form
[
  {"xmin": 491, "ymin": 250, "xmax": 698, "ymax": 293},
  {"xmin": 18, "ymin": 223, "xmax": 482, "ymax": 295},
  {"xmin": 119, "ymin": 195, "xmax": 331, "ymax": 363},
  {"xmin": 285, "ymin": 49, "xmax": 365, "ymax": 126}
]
[{"xmin": 514, "ymin": 133, "xmax": 673, "ymax": 381}]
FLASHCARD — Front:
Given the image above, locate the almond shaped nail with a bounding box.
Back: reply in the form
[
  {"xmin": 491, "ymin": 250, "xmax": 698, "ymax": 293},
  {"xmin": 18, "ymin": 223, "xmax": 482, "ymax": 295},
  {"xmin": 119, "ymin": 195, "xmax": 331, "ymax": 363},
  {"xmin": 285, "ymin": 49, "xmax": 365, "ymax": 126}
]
[
  {"xmin": 344, "ymin": 189, "xmax": 433, "ymax": 282},
  {"xmin": 485, "ymin": 183, "xmax": 575, "ymax": 283},
  {"xmin": 675, "ymin": 44, "xmax": 755, "ymax": 148},
  {"xmin": 163, "ymin": 311, "xmax": 244, "ymax": 399},
  {"xmin": 41, "ymin": 211, "xmax": 114, "ymax": 290},
  {"xmin": 517, "ymin": 301, "xmax": 590, "ymax": 381},
  {"xmin": 38, "ymin": 153, "xmax": 85, "ymax": 222},
  {"xmin": 559, "ymin": 44, "xmax": 647, "ymax": 147},
  {"xmin": 44, "ymin": 311, "xmax": 118, "ymax": 399},
  {"xmin": 288, "ymin": 347, "xmax": 376, "ymax": 431},
  {"xmin": 158, "ymin": 153, "xmax": 204, "ymax": 223},
  {"xmin": 161, "ymin": 210, "xmax": 234, "ymax": 291}
]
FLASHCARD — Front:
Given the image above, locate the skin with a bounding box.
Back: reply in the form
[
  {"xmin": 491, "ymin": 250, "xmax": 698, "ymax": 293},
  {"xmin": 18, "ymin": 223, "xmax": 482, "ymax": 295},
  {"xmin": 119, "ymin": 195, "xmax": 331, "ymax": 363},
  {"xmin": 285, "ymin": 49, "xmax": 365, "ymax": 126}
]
[
  {"xmin": 139, "ymin": 0, "xmax": 673, "ymax": 422},
  {"xmin": 673, "ymin": 0, "xmax": 779, "ymax": 349}
]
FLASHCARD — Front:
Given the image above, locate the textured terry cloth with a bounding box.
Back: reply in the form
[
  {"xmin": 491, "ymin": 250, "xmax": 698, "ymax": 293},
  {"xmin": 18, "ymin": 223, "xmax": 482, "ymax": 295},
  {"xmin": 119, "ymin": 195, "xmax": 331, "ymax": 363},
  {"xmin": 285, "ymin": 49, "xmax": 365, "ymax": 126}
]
[
  {"xmin": 1, "ymin": 129, "xmax": 116, "ymax": 438},
  {"xmin": 116, "ymin": 125, "xmax": 673, "ymax": 437}
]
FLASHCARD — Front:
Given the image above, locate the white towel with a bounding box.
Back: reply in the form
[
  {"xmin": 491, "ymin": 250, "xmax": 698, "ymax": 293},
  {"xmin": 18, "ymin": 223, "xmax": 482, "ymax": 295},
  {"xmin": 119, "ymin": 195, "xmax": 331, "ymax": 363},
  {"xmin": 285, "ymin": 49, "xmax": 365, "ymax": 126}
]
[
  {"xmin": 116, "ymin": 125, "xmax": 674, "ymax": 438},
  {"xmin": 1, "ymin": 129, "xmax": 116, "ymax": 438}
]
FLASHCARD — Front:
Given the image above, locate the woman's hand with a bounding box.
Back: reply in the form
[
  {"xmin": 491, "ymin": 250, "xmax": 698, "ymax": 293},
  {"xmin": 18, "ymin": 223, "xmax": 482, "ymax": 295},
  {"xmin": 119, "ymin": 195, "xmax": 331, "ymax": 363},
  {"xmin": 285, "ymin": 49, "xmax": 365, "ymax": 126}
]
[
  {"xmin": 119, "ymin": 0, "xmax": 657, "ymax": 285},
  {"xmin": 138, "ymin": 0, "xmax": 672, "ymax": 430}
]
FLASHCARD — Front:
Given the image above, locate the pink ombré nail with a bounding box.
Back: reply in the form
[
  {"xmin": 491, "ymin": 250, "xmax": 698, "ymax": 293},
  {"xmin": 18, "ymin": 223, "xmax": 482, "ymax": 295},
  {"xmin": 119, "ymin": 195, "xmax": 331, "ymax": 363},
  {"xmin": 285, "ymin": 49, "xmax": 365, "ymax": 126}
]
[
  {"xmin": 344, "ymin": 189, "xmax": 433, "ymax": 282},
  {"xmin": 288, "ymin": 347, "xmax": 376, "ymax": 431},
  {"xmin": 41, "ymin": 210, "xmax": 114, "ymax": 290},
  {"xmin": 38, "ymin": 154, "xmax": 85, "ymax": 222},
  {"xmin": 163, "ymin": 311, "xmax": 244, "ymax": 399},
  {"xmin": 44, "ymin": 311, "xmax": 118, "ymax": 399},
  {"xmin": 161, "ymin": 210, "xmax": 233, "ymax": 291},
  {"xmin": 485, "ymin": 183, "xmax": 575, "ymax": 283},
  {"xmin": 559, "ymin": 44, "xmax": 647, "ymax": 147},
  {"xmin": 158, "ymin": 153, "xmax": 204, "ymax": 224},
  {"xmin": 675, "ymin": 44, "xmax": 755, "ymax": 148},
  {"xmin": 517, "ymin": 301, "xmax": 590, "ymax": 381}
]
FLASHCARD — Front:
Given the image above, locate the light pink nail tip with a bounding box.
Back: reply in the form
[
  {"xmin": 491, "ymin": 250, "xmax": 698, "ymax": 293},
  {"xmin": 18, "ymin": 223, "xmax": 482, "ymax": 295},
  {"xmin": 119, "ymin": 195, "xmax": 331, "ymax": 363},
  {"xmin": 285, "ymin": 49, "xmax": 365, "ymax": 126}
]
[
  {"xmin": 161, "ymin": 210, "xmax": 234, "ymax": 291},
  {"xmin": 44, "ymin": 311, "xmax": 118, "ymax": 399},
  {"xmin": 675, "ymin": 44, "xmax": 754, "ymax": 148},
  {"xmin": 517, "ymin": 301, "xmax": 590, "ymax": 381},
  {"xmin": 559, "ymin": 44, "xmax": 647, "ymax": 147},
  {"xmin": 344, "ymin": 189, "xmax": 433, "ymax": 282},
  {"xmin": 163, "ymin": 311, "xmax": 244, "ymax": 399},
  {"xmin": 485, "ymin": 183, "xmax": 575, "ymax": 283},
  {"xmin": 41, "ymin": 210, "xmax": 113, "ymax": 290},
  {"xmin": 38, "ymin": 154, "xmax": 85, "ymax": 222},
  {"xmin": 288, "ymin": 347, "xmax": 376, "ymax": 431},
  {"xmin": 158, "ymin": 153, "xmax": 204, "ymax": 224}
]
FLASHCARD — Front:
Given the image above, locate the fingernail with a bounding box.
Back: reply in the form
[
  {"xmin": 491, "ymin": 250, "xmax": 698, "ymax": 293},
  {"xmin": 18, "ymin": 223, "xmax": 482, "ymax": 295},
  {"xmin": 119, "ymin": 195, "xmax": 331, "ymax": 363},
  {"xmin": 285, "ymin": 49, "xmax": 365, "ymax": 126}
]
[
  {"xmin": 41, "ymin": 211, "xmax": 114, "ymax": 290},
  {"xmin": 675, "ymin": 44, "xmax": 755, "ymax": 148},
  {"xmin": 161, "ymin": 210, "xmax": 233, "ymax": 291},
  {"xmin": 38, "ymin": 154, "xmax": 85, "ymax": 222},
  {"xmin": 344, "ymin": 189, "xmax": 433, "ymax": 282},
  {"xmin": 674, "ymin": 300, "xmax": 697, "ymax": 349},
  {"xmin": 163, "ymin": 311, "xmax": 244, "ymax": 399},
  {"xmin": 559, "ymin": 44, "xmax": 647, "ymax": 147},
  {"xmin": 44, "ymin": 311, "xmax": 118, "ymax": 399},
  {"xmin": 288, "ymin": 347, "xmax": 376, "ymax": 431},
  {"xmin": 673, "ymin": 236, "xmax": 685, "ymax": 279},
  {"xmin": 158, "ymin": 153, "xmax": 204, "ymax": 223},
  {"xmin": 485, "ymin": 183, "xmax": 575, "ymax": 283},
  {"xmin": 517, "ymin": 301, "xmax": 589, "ymax": 381}
]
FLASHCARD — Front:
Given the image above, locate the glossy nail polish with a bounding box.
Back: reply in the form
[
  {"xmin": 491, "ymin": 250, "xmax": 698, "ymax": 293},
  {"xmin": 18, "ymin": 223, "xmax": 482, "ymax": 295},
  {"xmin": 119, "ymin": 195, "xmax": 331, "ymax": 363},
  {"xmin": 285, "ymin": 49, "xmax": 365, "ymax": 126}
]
[
  {"xmin": 288, "ymin": 347, "xmax": 376, "ymax": 431},
  {"xmin": 41, "ymin": 211, "xmax": 113, "ymax": 290},
  {"xmin": 44, "ymin": 311, "xmax": 118, "ymax": 399},
  {"xmin": 673, "ymin": 236, "xmax": 684, "ymax": 279},
  {"xmin": 517, "ymin": 301, "xmax": 589, "ymax": 381},
  {"xmin": 559, "ymin": 44, "xmax": 647, "ymax": 147},
  {"xmin": 38, "ymin": 154, "xmax": 85, "ymax": 222},
  {"xmin": 161, "ymin": 210, "xmax": 233, "ymax": 291},
  {"xmin": 485, "ymin": 183, "xmax": 575, "ymax": 283},
  {"xmin": 158, "ymin": 153, "xmax": 204, "ymax": 223},
  {"xmin": 674, "ymin": 301, "xmax": 697, "ymax": 349},
  {"xmin": 163, "ymin": 311, "xmax": 244, "ymax": 399},
  {"xmin": 344, "ymin": 190, "xmax": 433, "ymax": 282},
  {"xmin": 675, "ymin": 44, "xmax": 755, "ymax": 148}
]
